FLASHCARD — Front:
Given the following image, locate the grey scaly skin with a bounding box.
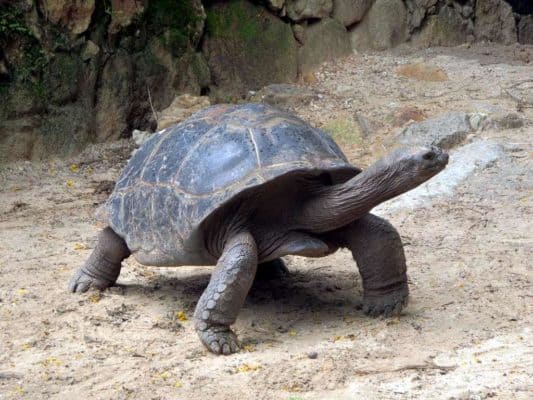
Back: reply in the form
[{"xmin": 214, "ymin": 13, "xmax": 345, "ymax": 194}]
[{"xmin": 69, "ymin": 146, "xmax": 448, "ymax": 355}]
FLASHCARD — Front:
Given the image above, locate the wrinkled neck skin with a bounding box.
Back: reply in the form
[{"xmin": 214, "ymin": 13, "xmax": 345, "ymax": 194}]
[{"xmin": 296, "ymin": 161, "xmax": 428, "ymax": 234}]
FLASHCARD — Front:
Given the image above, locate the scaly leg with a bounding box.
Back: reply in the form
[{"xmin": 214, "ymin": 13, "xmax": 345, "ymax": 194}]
[
  {"xmin": 194, "ymin": 231, "xmax": 257, "ymax": 355},
  {"xmin": 327, "ymin": 214, "xmax": 409, "ymax": 317},
  {"xmin": 68, "ymin": 227, "xmax": 130, "ymax": 293}
]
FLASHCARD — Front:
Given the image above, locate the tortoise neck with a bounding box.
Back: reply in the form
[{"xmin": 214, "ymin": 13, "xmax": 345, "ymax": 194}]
[{"xmin": 296, "ymin": 165, "xmax": 403, "ymax": 233}]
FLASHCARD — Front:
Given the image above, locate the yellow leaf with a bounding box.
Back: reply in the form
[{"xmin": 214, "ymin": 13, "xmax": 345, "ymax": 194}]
[
  {"xmin": 41, "ymin": 356, "xmax": 62, "ymax": 367},
  {"xmin": 66, "ymin": 179, "xmax": 75, "ymax": 188},
  {"xmin": 243, "ymin": 344, "xmax": 256, "ymax": 352},
  {"xmin": 17, "ymin": 288, "xmax": 28, "ymax": 296},
  {"xmin": 332, "ymin": 335, "xmax": 344, "ymax": 342},
  {"xmin": 174, "ymin": 381, "xmax": 183, "ymax": 388},
  {"xmin": 175, "ymin": 311, "xmax": 188, "ymax": 321},
  {"xmin": 88, "ymin": 293, "xmax": 101, "ymax": 303},
  {"xmin": 288, "ymin": 330, "xmax": 297, "ymax": 337},
  {"xmin": 160, "ymin": 371, "xmax": 171, "ymax": 380},
  {"xmin": 236, "ymin": 363, "xmax": 261, "ymax": 373},
  {"xmin": 69, "ymin": 164, "xmax": 79, "ymax": 173},
  {"xmin": 73, "ymin": 242, "xmax": 87, "ymax": 250},
  {"xmin": 12, "ymin": 385, "xmax": 25, "ymax": 394},
  {"xmin": 22, "ymin": 343, "xmax": 33, "ymax": 350}
]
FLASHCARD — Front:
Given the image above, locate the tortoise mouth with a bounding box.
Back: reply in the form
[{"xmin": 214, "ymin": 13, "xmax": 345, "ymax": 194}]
[{"xmin": 420, "ymin": 147, "xmax": 449, "ymax": 173}]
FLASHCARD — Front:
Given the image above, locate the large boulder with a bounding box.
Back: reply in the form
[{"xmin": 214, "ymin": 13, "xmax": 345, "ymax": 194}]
[
  {"xmin": 286, "ymin": 0, "xmax": 333, "ymax": 22},
  {"xmin": 299, "ymin": 18, "xmax": 352, "ymax": 74},
  {"xmin": 518, "ymin": 15, "xmax": 533, "ymax": 45},
  {"xmin": 332, "ymin": 0, "xmax": 373, "ymax": 27},
  {"xmin": 410, "ymin": 4, "xmax": 470, "ymax": 47},
  {"xmin": 349, "ymin": 0, "xmax": 408, "ymax": 51},
  {"xmin": 203, "ymin": 0, "xmax": 298, "ymax": 99},
  {"xmin": 108, "ymin": 0, "xmax": 148, "ymax": 34},
  {"xmin": 474, "ymin": 0, "xmax": 517, "ymax": 44},
  {"xmin": 38, "ymin": 0, "xmax": 95, "ymax": 35},
  {"xmin": 94, "ymin": 52, "xmax": 134, "ymax": 142}
]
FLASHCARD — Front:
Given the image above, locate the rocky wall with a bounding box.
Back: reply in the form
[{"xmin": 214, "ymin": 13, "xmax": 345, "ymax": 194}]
[{"xmin": 0, "ymin": 0, "xmax": 531, "ymax": 162}]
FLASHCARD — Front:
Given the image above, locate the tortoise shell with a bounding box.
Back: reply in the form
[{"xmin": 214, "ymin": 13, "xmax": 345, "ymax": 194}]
[{"xmin": 100, "ymin": 103, "xmax": 360, "ymax": 265}]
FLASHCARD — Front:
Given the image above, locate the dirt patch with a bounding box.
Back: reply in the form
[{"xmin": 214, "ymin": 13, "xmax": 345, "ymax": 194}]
[{"xmin": 1, "ymin": 44, "xmax": 532, "ymax": 399}]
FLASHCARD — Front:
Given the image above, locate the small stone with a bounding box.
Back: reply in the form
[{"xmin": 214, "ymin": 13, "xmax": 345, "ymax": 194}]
[
  {"xmin": 206, "ymin": 300, "xmax": 216, "ymax": 309},
  {"xmin": 307, "ymin": 351, "xmax": 318, "ymax": 359},
  {"xmin": 202, "ymin": 310, "xmax": 210, "ymax": 320},
  {"xmin": 81, "ymin": 40, "xmax": 100, "ymax": 61}
]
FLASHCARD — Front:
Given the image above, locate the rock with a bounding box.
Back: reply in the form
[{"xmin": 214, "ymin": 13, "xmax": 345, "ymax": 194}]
[
  {"xmin": 39, "ymin": 0, "xmax": 95, "ymax": 35},
  {"xmin": 132, "ymin": 129, "xmax": 152, "ymax": 146},
  {"xmin": 518, "ymin": 15, "xmax": 533, "ymax": 45},
  {"xmin": 474, "ymin": 0, "xmax": 517, "ymax": 45},
  {"xmin": 286, "ymin": 0, "xmax": 333, "ymax": 22},
  {"xmin": 81, "ymin": 40, "xmax": 100, "ymax": 61},
  {"xmin": 397, "ymin": 112, "xmax": 472, "ymax": 150},
  {"xmin": 349, "ymin": 0, "xmax": 408, "ymax": 51},
  {"xmin": 332, "ymin": 0, "xmax": 373, "ymax": 27},
  {"xmin": 410, "ymin": 5, "xmax": 469, "ymax": 47},
  {"xmin": 108, "ymin": 0, "xmax": 147, "ymax": 34},
  {"xmin": 204, "ymin": 0, "xmax": 298, "ymax": 98},
  {"xmin": 94, "ymin": 52, "xmax": 134, "ymax": 142},
  {"xmin": 292, "ymin": 23, "xmax": 306, "ymax": 44},
  {"xmin": 493, "ymin": 113, "xmax": 526, "ymax": 130},
  {"xmin": 157, "ymin": 94, "xmax": 210, "ymax": 131},
  {"xmin": 375, "ymin": 140, "xmax": 505, "ymax": 213},
  {"xmin": 468, "ymin": 113, "xmax": 489, "ymax": 132},
  {"xmin": 299, "ymin": 18, "xmax": 352, "ymax": 74},
  {"xmin": 44, "ymin": 53, "xmax": 83, "ymax": 104},
  {"xmin": 265, "ymin": 0, "xmax": 286, "ymax": 13},
  {"xmin": 173, "ymin": 52, "xmax": 211, "ymax": 96},
  {"xmin": 307, "ymin": 351, "xmax": 318, "ymax": 359},
  {"xmin": 396, "ymin": 62, "xmax": 448, "ymax": 82},
  {"xmin": 252, "ymin": 84, "xmax": 319, "ymax": 110}
]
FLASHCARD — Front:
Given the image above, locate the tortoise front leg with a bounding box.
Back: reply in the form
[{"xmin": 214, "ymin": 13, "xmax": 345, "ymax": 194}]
[
  {"xmin": 327, "ymin": 213, "xmax": 409, "ymax": 317},
  {"xmin": 68, "ymin": 227, "xmax": 130, "ymax": 293},
  {"xmin": 194, "ymin": 231, "xmax": 257, "ymax": 355}
]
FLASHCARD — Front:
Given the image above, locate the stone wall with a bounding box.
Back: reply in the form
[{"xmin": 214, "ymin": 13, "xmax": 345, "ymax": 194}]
[{"xmin": 0, "ymin": 0, "xmax": 531, "ymax": 162}]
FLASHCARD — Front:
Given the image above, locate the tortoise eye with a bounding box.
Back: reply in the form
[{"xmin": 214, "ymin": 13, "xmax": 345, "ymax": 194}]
[{"xmin": 422, "ymin": 151, "xmax": 436, "ymax": 160}]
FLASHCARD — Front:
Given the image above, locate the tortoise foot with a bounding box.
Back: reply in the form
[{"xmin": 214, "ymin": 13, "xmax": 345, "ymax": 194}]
[
  {"xmin": 197, "ymin": 324, "xmax": 240, "ymax": 355},
  {"xmin": 361, "ymin": 283, "xmax": 409, "ymax": 318},
  {"xmin": 68, "ymin": 265, "xmax": 117, "ymax": 293}
]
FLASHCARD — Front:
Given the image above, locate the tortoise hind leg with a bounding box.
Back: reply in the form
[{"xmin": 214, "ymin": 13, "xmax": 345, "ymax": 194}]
[
  {"xmin": 327, "ymin": 213, "xmax": 409, "ymax": 317},
  {"xmin": 68, "ymin": 227, "xmax": 131, "ymax": 293}
]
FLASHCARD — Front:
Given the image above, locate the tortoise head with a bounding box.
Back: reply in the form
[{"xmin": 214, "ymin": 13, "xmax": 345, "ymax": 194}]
[{"xmin": 376, "ymin": 146, "xmax": 449, "ymax": 190}]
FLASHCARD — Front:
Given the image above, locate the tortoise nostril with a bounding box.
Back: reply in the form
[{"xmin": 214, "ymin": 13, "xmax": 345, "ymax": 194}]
[{"xmin": 422, "ymin": 151, "xmax": 436, "ymax": 161}]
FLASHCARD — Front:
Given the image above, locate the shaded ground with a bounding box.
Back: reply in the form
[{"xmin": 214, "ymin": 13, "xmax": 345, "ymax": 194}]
[{"xmin": 0, "ymin": 43, "xmax": 532, "ymax": 399}]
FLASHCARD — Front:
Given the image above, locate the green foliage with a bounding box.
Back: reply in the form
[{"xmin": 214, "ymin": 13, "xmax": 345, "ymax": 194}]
[
  {"xmin": 323, "ymin": 117, "xmax": 363, "ymax": 146},
  {"xmin": 142, "ymin": 0, "xmax": 203, "ymax": 55},
  {"xmin": 0, "ymin": 7, "xmax": 32, "ymax": 38},
  {"xmin": 205, "ymin": 1, "xmax": 259, "ymax": 41}
]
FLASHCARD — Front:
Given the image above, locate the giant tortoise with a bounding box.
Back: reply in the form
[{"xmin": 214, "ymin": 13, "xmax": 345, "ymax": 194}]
[{"xmin": 69, "ymin": 103, "xmax": 448, "ymax": 354}]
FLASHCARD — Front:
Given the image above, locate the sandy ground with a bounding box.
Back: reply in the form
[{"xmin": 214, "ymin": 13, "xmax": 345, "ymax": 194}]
[{"xmin": 0, "ymin": 44, "xmax": 532, "ymax": 399}]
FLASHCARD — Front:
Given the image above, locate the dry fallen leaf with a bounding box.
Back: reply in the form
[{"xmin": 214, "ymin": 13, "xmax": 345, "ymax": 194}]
[
  {"xmin": 243, "ymin": 344, "xmax": 256, "ymax": 352},
  {"xmin": 73, "ymin": 243, "xmax": 87, "ymax": 250},
  {"xmin": 66, "ymin": 179, "xmax": 75, "ymax": 188},
  {"xmin": 88, "ymin": 293, "xmax": 101, "ymax": 303},
  {"xmin": 69, "ymin": 164, "xmax": 79, "ymax": 173},
  {"xmin": 236, "ymin": 363, "xmax": 261, "ymax": 373},
  {"xmin": 175, "ymin": 311, "xmax": 188, "ymax": 321}
]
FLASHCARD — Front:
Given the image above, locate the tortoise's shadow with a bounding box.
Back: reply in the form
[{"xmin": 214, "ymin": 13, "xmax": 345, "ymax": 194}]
[{"xmin": 117, "ymin": 268, "xmax": 364, "ymax": 325}]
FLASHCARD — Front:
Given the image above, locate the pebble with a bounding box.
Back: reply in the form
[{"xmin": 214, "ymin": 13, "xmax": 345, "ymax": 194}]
[{"xmin": 307, "ymin": 351, "xmax": 318, "ymax": 359}]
